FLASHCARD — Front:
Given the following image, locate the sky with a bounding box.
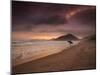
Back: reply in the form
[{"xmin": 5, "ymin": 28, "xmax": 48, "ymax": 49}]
[{"xmin": 12, "ymin": 1, "xmax": 96, "ymax": 41}]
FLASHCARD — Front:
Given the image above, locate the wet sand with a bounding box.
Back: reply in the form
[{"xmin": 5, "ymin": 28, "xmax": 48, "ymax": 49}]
[{"xmin": 12, "ymin": 39, "xmax": 96, "ymax": 74}]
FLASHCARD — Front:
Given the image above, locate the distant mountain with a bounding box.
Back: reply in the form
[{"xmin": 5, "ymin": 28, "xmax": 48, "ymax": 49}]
[
  {"xmin": 54, "ymin": 34, "xmax": 79, "ymax": 41},
  {"xmin": 14, "ymin": 35, "xmax": 96, "ymax": 74}
]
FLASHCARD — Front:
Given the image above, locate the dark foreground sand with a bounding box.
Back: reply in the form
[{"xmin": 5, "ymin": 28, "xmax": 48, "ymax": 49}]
[{"xmin": 12, "ymin": 37, "xmax": 96, "ymax": 74}]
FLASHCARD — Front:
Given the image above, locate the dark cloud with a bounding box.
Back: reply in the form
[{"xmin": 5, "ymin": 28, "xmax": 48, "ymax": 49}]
[
  {"xmin": 12, "ymin": 1, "xmax": 68, "ymax": 25},
  {"xmin": 71, "ymin": 8, "xmax": 96, "ymax": 26},
  {"xmin": 30, "ymin": 15, "xmax": 67, "ymax": 24},
  {"xmin": 12, "ymin": 1, "xmax": 96, "ymax": 33}
]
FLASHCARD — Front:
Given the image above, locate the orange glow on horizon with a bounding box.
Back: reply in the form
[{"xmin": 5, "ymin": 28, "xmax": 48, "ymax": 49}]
[
  {"xmin": 31, "ymin": 33, "xmax": 64, "ymax": 40},
  {"xmin": 12, "ymin": 32, "xmax": 65, "ymax": 41},
  {"xmin": 32, "ymin": 35, "xmax": 57, "ymax": 40}
]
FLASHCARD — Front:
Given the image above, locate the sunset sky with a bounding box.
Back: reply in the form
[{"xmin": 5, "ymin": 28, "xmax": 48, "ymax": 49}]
[{"xmin": 12, "ymin": 1, "xmax": 96, "ymax": 41}]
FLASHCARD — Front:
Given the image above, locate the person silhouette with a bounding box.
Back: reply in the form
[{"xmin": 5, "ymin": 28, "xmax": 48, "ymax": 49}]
[{"xmin": 68, "ymin": 40, "xmax": 73, "ymax": 46}]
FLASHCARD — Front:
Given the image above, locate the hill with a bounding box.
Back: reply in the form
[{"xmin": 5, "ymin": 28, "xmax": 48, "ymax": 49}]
[
  {"xmin": 13, "ymin": 34, "xmax": 96, "ymax": 74},
  {"xmin": 54, "ymin": 34, "xmax": 79, "ymax": 41}
]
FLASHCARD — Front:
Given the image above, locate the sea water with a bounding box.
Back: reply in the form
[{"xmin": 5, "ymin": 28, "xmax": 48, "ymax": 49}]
[{"xmin": 12, "ymin": 41, "xmax": 70, "ymax": 66}]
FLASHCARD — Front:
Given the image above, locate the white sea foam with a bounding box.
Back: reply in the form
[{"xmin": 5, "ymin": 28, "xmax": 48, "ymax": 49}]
[{"xmin": 12, "ymin": 41, "xmax": 79, "ymax": 66}]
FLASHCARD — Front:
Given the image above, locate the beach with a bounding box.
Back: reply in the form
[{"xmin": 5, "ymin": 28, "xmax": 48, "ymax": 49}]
[{"xmin": 13, "ymin": 38, "xmax": 96, "ymax": 74}]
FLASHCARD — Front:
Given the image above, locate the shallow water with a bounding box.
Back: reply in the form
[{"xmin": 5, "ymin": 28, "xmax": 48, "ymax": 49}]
[{"xmin": 12, "ymin": 41, "xmax": 70, "ymax": 65}]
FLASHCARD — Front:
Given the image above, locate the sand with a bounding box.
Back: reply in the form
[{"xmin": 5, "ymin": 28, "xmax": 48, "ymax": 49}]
[{"xmin": 12, "ymin": 39, "xmax": 96, "ymax": 74}]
